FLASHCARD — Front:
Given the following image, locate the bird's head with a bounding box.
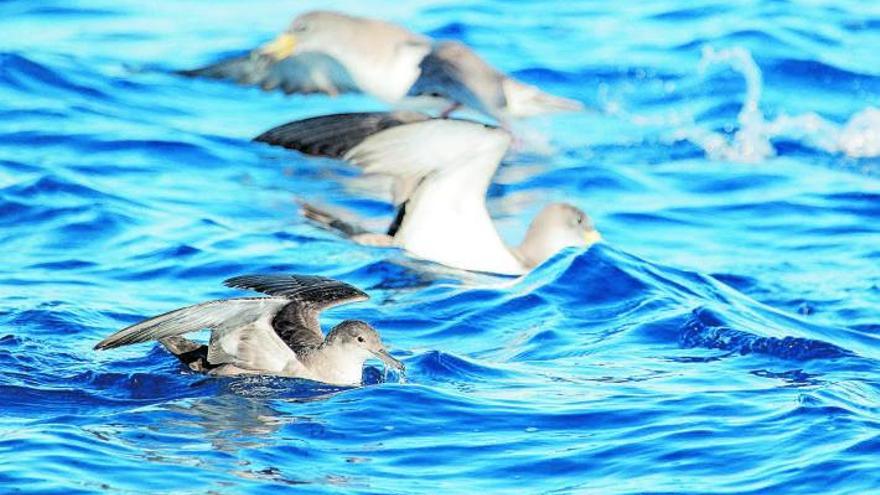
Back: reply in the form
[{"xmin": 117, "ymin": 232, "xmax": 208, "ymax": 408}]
[
  {"xmin": 326, "ymin": 319, "xmax": 405, "ymax": 372},
  {"xmin": 518, "ymin": 203, "xmax": 601, "ymax": 268},
  {"xmin": 259, "ymin": 11, "xmax": 360, "ymax": 61}
]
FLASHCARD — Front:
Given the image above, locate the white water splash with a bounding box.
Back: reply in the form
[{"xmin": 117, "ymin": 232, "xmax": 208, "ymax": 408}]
[{"xmin": 674, "ymin": 46, "xmax": 880, "ymax": 162}]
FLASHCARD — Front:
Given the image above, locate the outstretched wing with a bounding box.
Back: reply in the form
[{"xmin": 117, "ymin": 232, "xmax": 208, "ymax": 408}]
[
  {"xmin": 223, "ymin": 274, "xmax": 369, "ymax": 352},
  {"xmin": 407, "ymin": 41, "xmax": 507, "ymax": 119},
  {"xmin": 254, "ymin": 113, "xmax": 514, "ymax": 271},
  {"xmin": 343, "ymin": 116, "xmax": 511, "ymax": 206},
  {"xmin": 407, "ymin": 40, "xmax": 584, "ymax": 119},
  {"xmin": 94, "ymin": 297, "xmax": 290, "ymax": 350},
  {"xmin": 177, "ymin": 51, "xmax": 359, "ymax": 96},
  {"xmin": 254, "ymin": 112, "xmax": 511, "ymax": 206}
]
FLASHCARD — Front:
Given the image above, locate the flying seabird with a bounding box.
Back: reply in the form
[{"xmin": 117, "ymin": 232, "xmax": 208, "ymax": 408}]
[
  {"xmin": 254, "ymin": 112, "xmax": 601, "ymax": 275},
  {"xmin": 94, "ymin": 274, "xmax": 404, "ymax": 386},
  {"xmin": 178, "ymin": 10, "xmax": 583, "ymax": 121}
]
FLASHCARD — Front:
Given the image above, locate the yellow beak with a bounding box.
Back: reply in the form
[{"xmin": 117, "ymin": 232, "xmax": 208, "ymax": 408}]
[
  {"xmin": 258, "ymin": 32, "xmax": 297, "ymax": 61},
  {"xmin": 584, "ymin": 230, "xmax": 602, "ymax": 245}
]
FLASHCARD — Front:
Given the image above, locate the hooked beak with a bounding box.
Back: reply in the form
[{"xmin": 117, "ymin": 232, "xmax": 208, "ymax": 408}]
[
  {"xmin": 372, "ymin": 348, "xmax": 405, "ymax": 372},
  {"xmin": 584, "ymin": 229, "xmax": 602, "ymax": 246},
  {"xmin": 258, "ymin": 32, "xmax": 297, "ymax": 61}
]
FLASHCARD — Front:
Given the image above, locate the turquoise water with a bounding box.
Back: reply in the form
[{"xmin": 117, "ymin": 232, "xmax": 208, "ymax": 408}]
[{"xmin": 2, "ymin": 0, "xmax": 880, "ymax": 493}]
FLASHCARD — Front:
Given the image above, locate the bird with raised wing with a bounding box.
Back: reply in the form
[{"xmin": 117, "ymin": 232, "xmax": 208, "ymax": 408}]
[
  {"xmin": 254, "ymin": 112, "xmax": 601, "ymax": 275},
  {"xmin": 94, "ymin": 274, "xmax": 404, "ymax": 386},
  {"xmin": 178, "ymin": 10, "xmax": 583, "ymax": 121}
]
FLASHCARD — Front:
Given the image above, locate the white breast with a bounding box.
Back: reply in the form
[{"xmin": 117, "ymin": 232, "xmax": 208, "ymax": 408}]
[{"xmin": 352, "ymin": 42, "xmax": 430, "ymax": 102}]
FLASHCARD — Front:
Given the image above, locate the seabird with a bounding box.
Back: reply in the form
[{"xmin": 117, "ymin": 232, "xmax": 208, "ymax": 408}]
[
  {"xmin": 254, "ymin": 112, "xmax": 601, "ymax": 275},
  {"xmin": 178, "ymin": 10, "xmax": 583, "ymax": 121},
  {"xmin": 94, "ymin": 274, "xmax": 404, "ymax": 386}
]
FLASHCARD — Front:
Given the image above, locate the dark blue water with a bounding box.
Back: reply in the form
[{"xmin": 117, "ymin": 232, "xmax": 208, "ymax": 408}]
[{"xmin": 2, "ymin": 1, "xmax": 880, "ymax": 493}]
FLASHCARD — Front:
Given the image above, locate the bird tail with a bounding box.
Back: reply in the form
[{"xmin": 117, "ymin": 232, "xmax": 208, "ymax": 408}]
[
  {"xmin": 502, "ymin": 78, "xmax": 585, "ymax": 117},
  {"xmin": 300, "ymin": 202, "xmax": 368, "ymax": 238}
]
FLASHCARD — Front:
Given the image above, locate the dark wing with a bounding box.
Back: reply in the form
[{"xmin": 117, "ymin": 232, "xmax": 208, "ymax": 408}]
[
  {"xmin": 224, "ymin": 274, "xmax": 369, "ymax": 352},
  {"xmin": 224, "ymin": 274, "xmax": 368, "ymax": 301},
  {"xmin": 177, "ymin": 51, "xmax": 359, "ymax": 96},
  {"xmin": 254, "ymin": 111, "xmax": 431, "ymax": 158},
  {"xmin": 407, "ymin": 41, "xmax": 507, "ymax": 119}
]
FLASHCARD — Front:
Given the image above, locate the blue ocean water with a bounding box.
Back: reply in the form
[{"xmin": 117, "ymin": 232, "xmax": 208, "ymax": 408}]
[{"xmin": 2, "ymin": 0, "xmax": 880, "ymax": 493}]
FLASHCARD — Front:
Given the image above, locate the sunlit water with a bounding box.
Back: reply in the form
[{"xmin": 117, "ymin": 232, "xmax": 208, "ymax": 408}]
[{"xmin": 2, "ymin": 1, "xmax": 879, "ymax": 493}]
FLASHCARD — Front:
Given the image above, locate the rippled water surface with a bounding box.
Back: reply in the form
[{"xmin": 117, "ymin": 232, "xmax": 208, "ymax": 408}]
[{"xmin": 2, "ymin": 0, "xmax": 880, "ymax": 493}]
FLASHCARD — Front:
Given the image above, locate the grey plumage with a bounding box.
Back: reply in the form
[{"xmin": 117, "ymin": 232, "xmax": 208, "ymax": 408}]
[
  {"xmin": 408, "ymin": 41, "xmax": 507, "ymax": 119},
  {"xmin": 178, "ymin": 51, "xmax": 358, "ymax": 95},
  {"xmin": 225, "ymin": 274, "xmax": 368, "ymax": 353},
  {"xmin": 94, "ymin": 274, "xmax": 401, "ymax": 385},
  {"xmin": 93, "ymin": 297, "xmax": 287, "ymax": 350}
]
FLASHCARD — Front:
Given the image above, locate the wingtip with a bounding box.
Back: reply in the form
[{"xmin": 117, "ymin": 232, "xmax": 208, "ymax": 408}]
[
  {"xmin": 251, "ymin": 119, "xmax": 300, "ymax": 147},
  {"xmin": 350, "ymin": 284, "xmax": 370, "ymax": 299},
  {"xmin": 252, "ymin": 130, "xmax": 273, "ymax": 144}
]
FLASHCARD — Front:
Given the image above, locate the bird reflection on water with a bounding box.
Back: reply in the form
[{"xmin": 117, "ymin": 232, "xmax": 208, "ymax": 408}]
[{"xmin": 139, "ymin": 371, "xmax": 394, "ymax": 488}]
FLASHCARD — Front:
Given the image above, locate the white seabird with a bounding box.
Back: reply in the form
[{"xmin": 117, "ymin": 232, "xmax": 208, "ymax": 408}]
[
  {"xmin": 94, "ymin": 274, "xmax": 404, "ymax": 386},
  {"xmin": 254, "ymin": 112, "xmax": 602, "ymax": 275},
  {"xmin": 178, "ymin": 10, "xmax": 583, "ymax": 122}
]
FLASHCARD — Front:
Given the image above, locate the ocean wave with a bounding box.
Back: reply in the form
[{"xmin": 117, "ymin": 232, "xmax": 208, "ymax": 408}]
[{"xmin": 2, "ymin": 2, "xmax": 879, "ymax": 493}]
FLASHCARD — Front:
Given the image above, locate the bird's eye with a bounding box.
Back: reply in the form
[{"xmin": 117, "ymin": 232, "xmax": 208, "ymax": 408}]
[
  {"xmin": 357, "ymin": 336, "xmax": 365, "ymax": 343},
  {"xmin": 292, "ymin": 22, "xmax": 309, "ymax": 33}
]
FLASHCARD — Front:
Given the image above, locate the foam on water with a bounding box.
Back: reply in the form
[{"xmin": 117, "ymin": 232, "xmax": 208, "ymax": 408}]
[{"xmin": 671, "ymin": 46, "xmax": 880, "ymax": 163}]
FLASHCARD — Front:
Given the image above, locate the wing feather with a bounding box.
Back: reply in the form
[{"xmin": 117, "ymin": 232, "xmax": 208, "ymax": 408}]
[
  {"xmin": 407, "ymin": 41, "xmax": 507, "ymax": 119},
  {"xmin": 344, "ymin": 117, "xmax": 511, "ymax": 204},
  {"xmin": 254, "ymin": 111, "xmax": 431, "ymax": 158},
  {"xmin": 178, "ymin": 51, "xmax": 359, "ymax": 96},
  {"xmin": 338, "ymin": 117, "xmax": 518, "ymax": 272},
  {"xmin": 94, "ymin": 297, "xmax": 289, "ymax": 350},
  {"xmin": 258, "ymin": 112, "xmax": 511, "ymax": 205},
  {"xmin": 205, "ymin": 315, "xmax": 298, "ymax": 372},
  {"xmin": 223, "ymin": 274, "xmax": 369, "ymax": 352},
  {"xmin": 223, "ymin": 274, "xmax": 368, "ymax": 306}
]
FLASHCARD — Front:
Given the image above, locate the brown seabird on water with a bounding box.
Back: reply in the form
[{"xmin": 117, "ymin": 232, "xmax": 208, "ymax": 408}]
[{"xmin": 94, "ymin": 274, "xmax": 404, "ymax": 386}]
